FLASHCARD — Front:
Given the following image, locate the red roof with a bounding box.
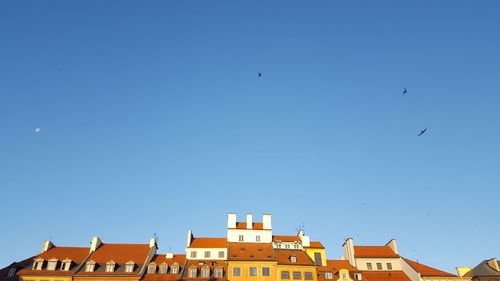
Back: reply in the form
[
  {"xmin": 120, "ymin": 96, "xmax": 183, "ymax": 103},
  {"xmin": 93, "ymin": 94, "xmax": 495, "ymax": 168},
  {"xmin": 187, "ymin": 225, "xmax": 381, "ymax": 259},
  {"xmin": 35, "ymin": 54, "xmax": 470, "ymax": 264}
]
[
  {"xmin": 189, "ymin": 238, "xmax": 227, "ymax": 248},
  {"xmin": 18, "ymin": 247, "xmax": 90, "ymax": 275},
  {"xmin": 150, "ymin": 254, "xmax": 186, "ymax": 265},
  {"xmin": 362, "ymin": 271, "xmax": 411, "ymax": 281},
  {"xmin": 86, "ymin": 244, "xmax": 151, "ymax": 264},
  {"xmin": 142, "ymin": 254, "xmax": 186, "ymax": 281},
  {"xmin": 318, "ymin": 260, "xmax": 359, "ymax": 272},
  {"xmin": 306, "ymin": 241, "xmax": 325, "ymax": 249},
  {"xmin": 183, "ymin": 260, "xmax": 226, "ymax": 281},
  {"xmin": 234, "ymin": 222, "xmax": 264, "ymax": 230},
  {"xmin": 354, "ymin": 246, "xmax": 399, "ymax": 258},
  {"xmin": 273, "ymin": 236, "xmax": 300, "ymax": 242},
  {"xmin": 403, "ymin": 258, "xmax": 456, "ymax": 277},
  {"xmin": 227, "ymin": 243, "xmax": 275, "ymax": 261},
  {"xmin": 275, "ymin": 250, "xmax": 315, "ymax": 266}
]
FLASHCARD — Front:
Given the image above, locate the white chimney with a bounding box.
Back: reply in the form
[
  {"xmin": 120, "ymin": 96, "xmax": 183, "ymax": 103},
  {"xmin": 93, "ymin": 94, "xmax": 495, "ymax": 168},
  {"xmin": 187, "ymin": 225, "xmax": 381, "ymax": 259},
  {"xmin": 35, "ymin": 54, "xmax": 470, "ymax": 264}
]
[
  {"xmin": 386, "ymin": 239, "xmax": 398, "ymax": 255},
  {"xmin": 263, "ymin": 214, "xmax": 272, "ymax": 230},
  {"xmin": 186, "ymin": 230, "xmax": 193, "ymax": 247},
  {"xmin": 149, "ymin": 237, "xmax": 157, "ymax": 248},
  {"xmin": 246, "ymin": 213, "xmax": 253, "ymax": 229},
  {"xmin": 90, "ymin": 237, "xmax": 103, "ymax": 253},
  {"xmin": 343, "ymin": 238, "xmax": 356, "ymax": 267},
  {"xmin": 42, "ymin": 240, "xmax": 54, "ymax": 252},
  {"xmin": 227, "ymin": 213, "xmax": 237, "ymax": 229},
  {"xmin": 166, "ymin": 253, "xmax": 174, "ymax": 259},
  {"xmin": 301, "ymin": 235, "xmax": 310, "ymax": 247}
]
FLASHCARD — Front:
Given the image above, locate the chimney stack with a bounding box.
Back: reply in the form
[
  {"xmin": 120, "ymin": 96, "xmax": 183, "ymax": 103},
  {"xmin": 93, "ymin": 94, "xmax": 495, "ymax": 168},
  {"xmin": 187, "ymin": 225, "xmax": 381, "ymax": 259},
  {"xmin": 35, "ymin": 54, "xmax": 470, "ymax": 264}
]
[
  {"xmin": 186, "ymin": 230, "xmax": 193, "ymax": 247},
  {"xmin": 42, "ymin": 240, "xmax": 54, "ymax": 252},
  {"xmin": 343, "ymin": 238, "xmax": 356, "ymax": 267},
  {"xmin": 90, "ymin": 237, "xmax": 103, "ymax": 253},
  {"xmin": 386, "ymin": 239, "xmax": 398, "ymax": 255},
  {"xmin": 227, "ymin": 213, "xmax": 237, "ymax": 229},
  {"xmin": 246, "ymin": 213, "xmax": 253, "ymax": 229},
  {"xmin": 166, "ymin": 253, "xmax": 174, "ymax": 259},
  {"xmin": 149, "ymin": 237, "xmax": 157, "ymax": 248},
  {"xmin": 263, "ymin": 214, "xmax": 272, "ymax": 230}
]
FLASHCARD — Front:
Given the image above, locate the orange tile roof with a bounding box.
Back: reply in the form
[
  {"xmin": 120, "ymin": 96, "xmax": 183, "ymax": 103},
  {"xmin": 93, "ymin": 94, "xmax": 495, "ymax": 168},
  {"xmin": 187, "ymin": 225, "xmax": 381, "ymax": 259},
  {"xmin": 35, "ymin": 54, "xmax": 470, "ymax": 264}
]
[
  {"xmin": 353, "ymin": 246, "xmax": 399, "ymax": 258},
  {"xmin": 18, "ymin": 247, "xmax": 90, "ymax": 275},
  {"xmin": 234, "ymin": 222, "xmax": 264, "ymax": 230},
  {"xmin": 362, "ymin": 271, "xmax": 411, "ymax": 281},
  {"xmin": 142, "ymin": 254, "xmax": 186, "ymax": 281},
  {"xmin": 318, "ymin": 260, "xmax": 359, "ymax": 273},
  {"xmin": 275, "ymin": 250, "xmax": 315, "ymax": 266},
  {"xmin": 182, "ymin": 260, "xmax": 227, "ymax": 281},
  {"xmin": 228, "ymin": 243, "xmax": 275, "ymax": 261},
  {"xmin": 150, "ymin": 254, "xmax": 186, "ymax": 265},
  {"xmin": 273, "ymin": 236, "xmax": 300, "ymax": 242},
  {"xmin": 403, "ymin": 258, "xmax": 456, "ymax": 277},
  {"xmin": 189, "ymin": 238, "xmax": 227, "ymax": 248},
  {"xmin": 306, "ymin": 241, "xmax": 325, "ymax": 249},
  {"xmin": 86, "ymin": 244, "xmax": 151, "ymax": 264}
]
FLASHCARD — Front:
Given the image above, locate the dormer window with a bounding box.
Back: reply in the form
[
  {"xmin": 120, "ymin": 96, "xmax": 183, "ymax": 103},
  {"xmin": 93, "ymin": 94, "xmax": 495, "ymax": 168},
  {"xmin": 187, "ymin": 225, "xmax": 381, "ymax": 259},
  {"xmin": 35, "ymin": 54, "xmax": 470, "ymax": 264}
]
[
  {"xmin": 8, "ymin": 268, "xmax": 16, "ymax": 277},
  {"xmin": 85, "ymin": 260, "xmax": 96, "ymax": 272},
  {"xmin": 201, "ymin": 266, "xmax": 210, "ymax": 278},
  {"xmin": 47, "ymin": 258, "xmax": 58, "ymax": 271},
  {"xmin": 105, "ymin": 260, "xmax": 116, "ymax": 273},
  {"xmin": 33, "ymin": 258, "xmax": 44, "ymax": 270},
  {"xmin": 188, "ymin": 266, "xmax": 197, "ymax": 278},
  {"xmin": 214, "ymin": 266, "xmax": 223, "ymax": 278},
  {"xmin": 290, "ymin": 255, "xmax": 297, "ymax": 263},
  {"xmin": 125, "ymin": 261, "xmax": 135, "ymax": 273},
  {"xmin": 147, "ymin": 262, "xmax": 156, "ymax": 274},
  {"xmin": 325, "ymin": 272, "xmax": 333, "ymax": 280},
  {"xmin": 61, "ymin": 259, "xmax": 72, "ymax": 271},
  {"xmin": 170, "ymin": 263, "xmax": 179, "ymax": 274},
  {"xmin": 355, "ymin": 273, "xmax": 363, "ymax": 280},
  {"xmin": 159, "ymin": 263, "xmax": 168, "ymax": 274}
]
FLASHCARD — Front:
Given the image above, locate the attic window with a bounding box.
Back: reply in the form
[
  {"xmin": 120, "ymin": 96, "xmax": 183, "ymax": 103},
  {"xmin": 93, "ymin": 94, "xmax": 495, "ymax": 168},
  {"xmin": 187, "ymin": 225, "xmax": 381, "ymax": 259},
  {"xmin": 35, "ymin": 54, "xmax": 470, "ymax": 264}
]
[
  {"xmin": 325, "ymin": 272, "xmax": 333, "ymax": 280},
  {"xmin": 61, "ymin": 259, "xmax": 72, "ymax": 271},
  {"xmin": 257, "ymin": 248, "xmax": 263, "ymax": 251},
  {"xmin": 355, "ymin": 273, "xmax": 363, "ymax": 280},
  {"xmin": 106, "ymin": 260, "xmax": 116, "ymax": 273},
  {"xmin": 170, "ymin": 263, "xmax": 179, "ymax": 274},
  {"xmin": 85, "ymin": 260, "xmax": 96, "ymax": 272},
  {"xmin": 294, "ymin": 244, "xmax": 300, "ymax": 249},
  {"xmin": 249, "ymin": 255, "xmax": 255, "ymax": 258},
  {"xmin": 214, "ymin": 266, "xmax": 223, "ymax": 278},
  {"xmin": 47, "ymin": 259, "xmax": 58, "ymax": 271},
  {"xmin": 125, "ymin": 261, "xmax": 135, "ymax": 273},
  {"xmin": 201, "ymin": 266, "xmax": 210, "ymax": 278},
  {"xmin": 159, "ymin": 263, "xmax": 168, "ymax": 274},
  {"xmin": 147, "ymin": 262, "xmax": 156, "ymax": 274},
  {"xmin": 290, "ymin": 256, "xmax": 297, "ymax": 263},
  {"xmin": 33, "ymin": 258, "xmax": 44, "ymax": 270},
  {"xmin": 188, "ymin": 266, "xmax": 197, "ymax": 278},
  {"xmin": 8, "ymin": 268, "xmax": 16, "ymax": 277}
]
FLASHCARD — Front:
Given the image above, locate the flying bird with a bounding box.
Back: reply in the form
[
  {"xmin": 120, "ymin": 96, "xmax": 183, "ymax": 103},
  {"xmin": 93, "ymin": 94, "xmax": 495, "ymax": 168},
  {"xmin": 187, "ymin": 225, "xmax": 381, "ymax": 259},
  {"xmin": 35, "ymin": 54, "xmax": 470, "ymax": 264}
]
[
  {"xmin": 403, "ymin": 88, "xmax": 407, "ymax": 95},
  {"xmin": 34, "ymin": 128, "xmax": 41, "ymax": 134},
  {"xmin": 257, "ymin": 72, "xmax": 262, "ymax": 78},
  {"xmin": 418, "ymin": 128, "xmax": 427, "ymax": 136}
]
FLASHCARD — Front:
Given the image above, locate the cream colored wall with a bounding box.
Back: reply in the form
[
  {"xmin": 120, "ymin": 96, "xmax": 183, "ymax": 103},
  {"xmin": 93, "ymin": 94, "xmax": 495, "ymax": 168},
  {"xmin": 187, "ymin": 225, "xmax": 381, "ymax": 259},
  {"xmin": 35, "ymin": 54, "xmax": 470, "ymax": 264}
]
[
  {"xmin": 185, "ymin": 247, "xmax": 227, "ymax": 260},
  {"xmin": 227, "ymin": 229, "xmax": 273, "ymax": 243},
  {"xmin": 354, "ymin": 257, "xmax": 402, "ymax": 271}
]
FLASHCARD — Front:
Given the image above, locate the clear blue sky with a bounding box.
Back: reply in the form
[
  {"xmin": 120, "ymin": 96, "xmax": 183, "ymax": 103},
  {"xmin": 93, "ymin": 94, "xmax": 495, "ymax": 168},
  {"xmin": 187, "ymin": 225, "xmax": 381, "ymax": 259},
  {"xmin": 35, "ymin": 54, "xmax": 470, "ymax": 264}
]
[{"xmin": 1, "ymin": 0, "xmax": 499, "ymax": 273}]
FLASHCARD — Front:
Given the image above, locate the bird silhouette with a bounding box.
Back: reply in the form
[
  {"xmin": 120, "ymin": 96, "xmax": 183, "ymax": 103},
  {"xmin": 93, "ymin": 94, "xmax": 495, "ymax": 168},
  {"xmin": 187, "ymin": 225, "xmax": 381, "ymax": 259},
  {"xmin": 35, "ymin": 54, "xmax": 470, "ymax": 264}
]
[
  {"xmin": 258, "ymin": 72, "xmax": 262, "ymax": 78},
  {"xmin": 418, "ymin": 128, "xmax": 427, "ymax": 136},
  {"xmin": 403, "ymin": 88, "xmax": 407, "ymax": 95}
]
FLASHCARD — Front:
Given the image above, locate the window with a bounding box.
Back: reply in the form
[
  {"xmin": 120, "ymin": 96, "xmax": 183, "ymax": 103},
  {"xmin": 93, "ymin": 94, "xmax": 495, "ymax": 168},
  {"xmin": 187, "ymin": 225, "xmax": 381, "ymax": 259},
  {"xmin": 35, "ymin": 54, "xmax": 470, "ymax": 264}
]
[
  {"xmin": 293, "ymin": 271, "xmax": 301, "ymax": 280},
  {"xmin": 218, "ymin": 251, "xmax": 225, "ymax": 258},
  {"xmin": 147, "ymin": 263, "xmax": 156, "ymax": 274},
  {"xmin": 34, "ymin": 259, "xmax": 44, "ymax": 270},
  {"xmin": 305, "ymin": 272, "xmax": 313, "ymax": 280},
  {"xmin": 61, "ymin": 259, "xmax": 71, "ymax": 271},
  {"xmin": 215, "ymin": 266, "xmax": 223, "ymax": 278},
  {"xmin": 355, "ymin": 273, "xmax": 363, "ymax": 280},
  {"xmin": 239, "ymin": 235, "xmax": 244, "ymax": 242},
  {"xmin": 342, "ymin": 273, "xmax": 348, "ymax": 280},
  {"xmin": 233, "ymin": 267, "xmax": 241, "ymax": 276},
  {"xmin": 201, "ymin": 266, "xmax": 210, "ymax": 278},
  {"xmin": 190, "ymin": 251, "xmax": 197, "ymax": 258},
  {"xmin": 250, "ymin": 267, "xmax": 258, "ymax": 276},
  {"xmin": 290, "ymin": 256, "xmax": 297, "ymax": 263},
  {"xmin": 294, "ymin": 244, "xmax": 300, "ymax": 249},
  {"xmin": 386, "ymin": 263, "xmax": 392, "ymax": 270},
  {"xmin": 325, "ymin": 272, "xmax": 333, "ymax": 280},
  {"xmin": 47, "ymin": 259, "xmax": 58, "ymax": 271},
  {"xmin": 376, "ymin": 263, "xmax": 382, "ymax": 270},
  {"xmin": 204, "ymin": 251, "xmax": 211, "ymax": 258},
  {"xmin": 85, "ymin": 263, "xmax": 95, "ymax": 272},
  {"xmin": 171, "ymin": 264, "xmax": 179, "ymax": 274},
  {"xmin": 262, "ymin": 267, "xmax": 270, "ymax": 276},
  {"xmin": 282, "ymin": 271, "xmax": 290, "ymax": 279},
  {"xmin": 125, "ymin": 261, "xmax": 135, "ymax": 273},
  {"xmin": 105, "ymin": 261, "xmax": 116, "ymax": 273},
  {"xmin": 188, "ymin": 266, "xmax": 197, "ymax": 278},
  {"xmin": 159, "ymin": 263, "xmax": 168, "ymax": 274},
  {"xmin": 8, "ymin": 268, "xmax": 16, "ymax": 278},
  {"xmin": 256, "ymin": 235, "xmax": 261, "ymax": 242},
  {"xmin": 366, "ymin": 263, "xmax": 372, "ymax": 270},
  {"xmin": 314, "ymin": 252, "xmax": 323, "ymax": 266},
  {"xmin": 285, "ymin": 244, "xmax": 291, "ymax": 249}
]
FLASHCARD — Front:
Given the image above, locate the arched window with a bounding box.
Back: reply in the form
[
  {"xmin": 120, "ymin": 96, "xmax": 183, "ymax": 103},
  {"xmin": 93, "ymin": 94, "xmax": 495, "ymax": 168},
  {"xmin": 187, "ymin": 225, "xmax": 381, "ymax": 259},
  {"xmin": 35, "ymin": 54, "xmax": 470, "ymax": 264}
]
[
  {"xmin": 125, "ymin": 261, "xmax": 135, "ymax": 273},
  {"xmin": 214, "ymin": 266, "xmax": 223, "ymax": 278},
  {"xmin": 188, "ymin": 266, "xmax": 197, "ymax": 278},
  {"xmin": 201, "ymin": 265, "xmax": 210, "ymax": 278},
  {"xmin": 85, "ymin": 260, "xmax": 96, "ymax": 272},
  {"xmin": 170, "ymin": 262, "xmax": 179, "ymax": 274},
  {"xmin": 159, "ymin": 263, "xmax": 168, "ymax": 274}
]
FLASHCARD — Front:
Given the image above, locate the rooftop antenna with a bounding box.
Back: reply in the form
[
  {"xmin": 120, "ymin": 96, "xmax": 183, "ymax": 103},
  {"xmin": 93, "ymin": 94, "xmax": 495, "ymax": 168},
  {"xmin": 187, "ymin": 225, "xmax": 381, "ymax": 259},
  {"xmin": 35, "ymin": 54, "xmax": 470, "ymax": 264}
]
[{"xmin": 295, "ymin": 223, "xmax": 305, "ymax": 233}]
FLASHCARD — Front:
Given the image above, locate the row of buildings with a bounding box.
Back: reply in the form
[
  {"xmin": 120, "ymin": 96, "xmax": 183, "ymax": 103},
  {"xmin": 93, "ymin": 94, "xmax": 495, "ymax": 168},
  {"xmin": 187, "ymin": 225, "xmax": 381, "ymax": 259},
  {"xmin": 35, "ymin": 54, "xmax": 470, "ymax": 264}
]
[{"xmin": 1, "ymin": 213, "xmax": 498, "ymax": 281}]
